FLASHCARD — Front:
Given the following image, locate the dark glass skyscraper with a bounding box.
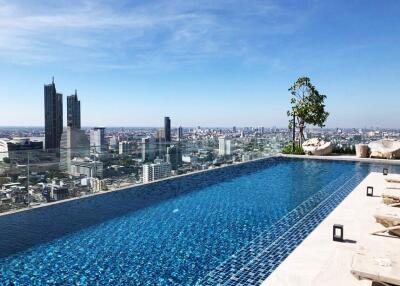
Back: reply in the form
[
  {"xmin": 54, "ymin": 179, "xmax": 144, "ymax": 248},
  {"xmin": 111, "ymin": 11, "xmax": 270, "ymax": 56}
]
[
  {"xmin": 67, "ymin": 90, "xmax": 81, "ymax": 129},
  {"xmin": 164, "ymin": 116, "xmax": 171, "ymax": 143},
  {"xmin": 44, "ymin": 78, "xmax": 63, "ymax": 150}
]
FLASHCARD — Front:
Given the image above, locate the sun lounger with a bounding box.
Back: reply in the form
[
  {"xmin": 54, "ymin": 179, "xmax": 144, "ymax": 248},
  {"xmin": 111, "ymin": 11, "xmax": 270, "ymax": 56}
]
[
  {"xmin": 372, "ymin": 206, "xmax": 400, "ymax": 237},
  {"xmin": 351, "ymin": 247, "xmax": 400, "ymax": 285},
  {"xmin": 382, "ymin": 189, "xmax": 400, "ymax": 205},
  {"xmin": 369, "ymin": 139, "xmax": 400, "ymax": 159},
  {"xmin": 385, "ymin": 174, "xmax": 400, "ymax": 184}
]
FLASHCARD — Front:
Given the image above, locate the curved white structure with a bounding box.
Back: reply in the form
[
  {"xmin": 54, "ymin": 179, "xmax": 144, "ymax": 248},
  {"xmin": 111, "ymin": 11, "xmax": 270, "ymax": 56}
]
[
  {"xmin": 368, "ymin": 139, "xmax": 400, "ymax": 159},
  {"xmin": 302, "ymin": 138, "xmax": 332, "ymax": 156}
]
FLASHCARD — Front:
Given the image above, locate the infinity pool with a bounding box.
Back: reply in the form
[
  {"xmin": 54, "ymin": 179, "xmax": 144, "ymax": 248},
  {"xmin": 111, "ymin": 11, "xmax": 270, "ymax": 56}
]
[{"xmin": 0, "ymin": 158, "xmax": 396, "ymax": 285}]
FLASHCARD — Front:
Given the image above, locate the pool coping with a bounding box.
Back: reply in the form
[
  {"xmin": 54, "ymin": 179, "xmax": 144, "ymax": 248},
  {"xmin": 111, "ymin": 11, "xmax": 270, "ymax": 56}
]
[
  {"xmin": 280, "ymin": 153, "xmax": 400, "ymax": 165},
  {"xmin": 1, "ymin": 154, "xmax": 400, "ymax": 218}
]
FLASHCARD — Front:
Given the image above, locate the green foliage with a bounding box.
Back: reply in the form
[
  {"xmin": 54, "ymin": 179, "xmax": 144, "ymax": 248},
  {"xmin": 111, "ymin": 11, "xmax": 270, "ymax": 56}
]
[
  {"xmin": 287, "ymin": 77, "xmax": 329, "ymax": 141},
  {"xmin": 282, "ymin": 144, "xmax": 305, "ymax": 155},
  {"xmin": 332, "ymin": 145, "xmax": 356, "ymax": 155},
  {"xmin": 2, "ymin": 157, "xmax": 10, "ymax": 164},
  {"xmin": 0, "ymin": 177, "xmax": 11, "ymax": 186}
]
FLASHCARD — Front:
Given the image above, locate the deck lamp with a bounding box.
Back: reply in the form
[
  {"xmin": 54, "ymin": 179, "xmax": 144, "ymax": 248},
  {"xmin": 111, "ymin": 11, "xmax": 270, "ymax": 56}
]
[
  {"xmin": 333, "ymin": 224, "xmax": 344, "ymax": 242},
  {"xmin": 383, "ymin": 168, "xmax": 389, "ymax": 176},
  {"xmin": 366, "ymin": 186, "xmax": 374, "ymax": 197}
]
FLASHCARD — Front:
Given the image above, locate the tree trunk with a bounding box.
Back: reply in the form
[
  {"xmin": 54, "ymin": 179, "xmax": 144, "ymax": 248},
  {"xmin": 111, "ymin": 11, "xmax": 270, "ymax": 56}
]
[{"xmin": 299, "ymin": 121, "xmax": 305, "ymax": 146}]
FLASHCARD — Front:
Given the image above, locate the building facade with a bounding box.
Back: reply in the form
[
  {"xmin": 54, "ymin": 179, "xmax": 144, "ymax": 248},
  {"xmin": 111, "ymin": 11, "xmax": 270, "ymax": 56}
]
[
  {"xmin": 44, "ymin": 78, "xmax": 63, "ymax": 150},
  {"xmin": 142, "ymin": 159, "xmax": 171, "ymax": 183},
  {"xmin": 141, "ymin": 137, "xmax": 155, "ymax": 162},
  {"xmin": 67, "ymin": 90, "xmax": 81, "ymax": 129},
  {"xmin": 60, "ymin": 127, "xmax": 90, "ymax": 173},
  {"xmin": 166, "ymin": 144, "xmax": 182, "ymax": 170},
  {"xmin": 90, "ymin": 127, "xmax": 106, "ymax": 155},
  {"xmin": 178, "ymin": 126, "xmax": 183, "ymax": 141},
  {"xmin": 70, "ymin": 158, "xmax": 103, "ymax": 178},
  {"xmin": 0, "ymin": 138, "xmax": 44, "ymax": 164},
  {"xmin": 218, "ymin": 137, "xmax": 232, "ymax": 156},
  {"xmin": 164, "ymin": 116, "xmax": 171, "ymax": 143},
  {"xmin": 119, "ymin": 141, "xmax": 133, "ymax": 155}
]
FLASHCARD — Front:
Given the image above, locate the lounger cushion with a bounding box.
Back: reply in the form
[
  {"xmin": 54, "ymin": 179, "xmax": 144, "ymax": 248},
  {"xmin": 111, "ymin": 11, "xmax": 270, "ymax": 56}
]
[
  {"xmin": 385, "ymin": 174, "xmax": 400, "ymax": 183},
  {"xmin": 351, "ymin": 248, "xmax": 400, "ymax": 285}
]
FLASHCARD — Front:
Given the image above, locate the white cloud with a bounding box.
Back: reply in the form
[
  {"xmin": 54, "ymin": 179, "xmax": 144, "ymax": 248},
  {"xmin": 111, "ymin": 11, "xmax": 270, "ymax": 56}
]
[{"xmin": 0, "ymin": 0, "xmax": 310, "ymax": 69}]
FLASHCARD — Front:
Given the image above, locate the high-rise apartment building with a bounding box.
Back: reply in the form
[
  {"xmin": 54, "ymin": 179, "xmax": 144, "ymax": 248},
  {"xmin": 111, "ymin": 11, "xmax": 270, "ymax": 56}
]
[
  {"xmin": 142, "ymin": 159, "xmax": 171, "ymax": 183},
  {"xmin": 44, "ymin": 78, "xmax": 63, "ymax": 150},
  {"xmin": 90, "ymin": 127, "xmax": 106, "ymax": 154},
  {"xmin": 141, "ymin": 137, "xmax": 155, "ymax": 162},
  {"xmin": 119, "ymin": 141, "xmax": 133, "ymax": 155},
  {"xmin": 67, "ymin": 90, "xmax": 81, "ymax": 129},
  {"xmin": 60, "ymin": 127, "xmax": 90, "ymax": 173},
  {"xmin": 218, "ymin": 137, "xmax": 232, "ymax": 156},
  {"xmin": 164, "ymin": 116, "xmax": 171, "ymax": 143}
]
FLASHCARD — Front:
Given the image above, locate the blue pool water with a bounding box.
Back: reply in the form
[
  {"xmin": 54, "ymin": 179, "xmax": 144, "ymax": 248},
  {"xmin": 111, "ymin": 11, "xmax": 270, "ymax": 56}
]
[{"xmin": 0, "ymin": 158, "xmax": 398, "ymax": 285}]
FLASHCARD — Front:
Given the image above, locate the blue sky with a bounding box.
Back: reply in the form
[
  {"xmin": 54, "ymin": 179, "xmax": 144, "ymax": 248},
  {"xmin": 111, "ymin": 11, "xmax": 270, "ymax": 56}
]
[{"xmin": 0, "ymin": 0, "xmax": 399, "ymax": 128}]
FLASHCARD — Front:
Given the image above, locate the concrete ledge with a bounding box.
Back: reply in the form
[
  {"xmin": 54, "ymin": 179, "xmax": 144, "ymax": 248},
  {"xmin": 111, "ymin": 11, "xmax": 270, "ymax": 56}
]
[{"xmin": 280, "ymin": 153, "xmax": 400, "ymax": 165}]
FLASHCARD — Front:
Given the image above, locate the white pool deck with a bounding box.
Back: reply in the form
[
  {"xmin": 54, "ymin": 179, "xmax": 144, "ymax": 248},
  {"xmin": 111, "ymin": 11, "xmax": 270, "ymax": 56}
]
[{"xmin": 263, "ymin": 171, "xmax": 400, "ymax": 286}]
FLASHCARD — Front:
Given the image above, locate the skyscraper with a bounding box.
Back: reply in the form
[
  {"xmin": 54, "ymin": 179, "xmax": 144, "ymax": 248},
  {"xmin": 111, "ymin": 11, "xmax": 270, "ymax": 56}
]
[
  {"xmin": 44, "ymin": 77, "xmax": 63, "ymax": 150},
  {"xmin": 218, "ymin": 137, "xmax": 232, "ymax": 156},
  {"xmin": 67, "ymin": 90, "xmax": 81, "ymax": 129},
  {"xmin": 141, "ymin": 136, "xmax": 155, "ymax": 162},
  {"xmin": 60, "ymin": 127, "xmax": 90, "ymax": 173},
  {"xmin": 164, "ymin": 116, "xmax": 171, "ymax": 143},
  {"xmin": 178, "ymin": 126, "xmax": 183, "ymax": 141},
  {"xmin": 90, "ymin": 127, "xmax": 106, "ymax": 155}
]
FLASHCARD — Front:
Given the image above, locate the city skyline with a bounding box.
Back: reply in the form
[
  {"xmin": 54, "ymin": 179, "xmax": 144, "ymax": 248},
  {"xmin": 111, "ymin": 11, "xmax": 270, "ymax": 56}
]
[{"xmin": 0, "ymin": 1, "xmax": 399, "ymax": 128}]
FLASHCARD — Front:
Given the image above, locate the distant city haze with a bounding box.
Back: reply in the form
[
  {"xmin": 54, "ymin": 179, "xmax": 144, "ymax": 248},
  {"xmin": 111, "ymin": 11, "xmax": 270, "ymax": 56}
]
[{"xmin": 0, "ymin": 1, "xmax": 399, "ymax": 128}]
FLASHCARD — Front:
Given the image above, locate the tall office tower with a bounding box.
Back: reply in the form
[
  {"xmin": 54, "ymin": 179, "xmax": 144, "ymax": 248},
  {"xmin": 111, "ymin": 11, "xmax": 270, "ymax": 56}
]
[
  {"xmin": 142, "ymin": 159, "xmax": 171, "ymax": 183},
  {"xmin": 164, "ymin": 116, "xmax": 171, "ymax": 143},
  {"xmin": 67, "ymin": 90, "xmax": 81, "ymax": 129},
  {"xmin": 218, "ymin": 137, "xmax": 232, "ymax": 156},
  {"xmin": 166, "ymin": 144, "xmax": 182, "ymax": 171},
  {"xmin": 141, "ymin": 137, "xmax": 155, "ymax": 162},
  {"xmin": 233, "ymin": 126, "xmax": 237, "ymax": 133},
  {"xmin": 60, "ymin": 127, "xmax": 90, "ymax": 173},
  {"xmin": 44, "ymin": 78, "xmax": 63, "ymax": 150},
  {"xmin": 90, "ymin": 127, "xmax": 106, "ymax": 155},
  {"xmin": 178, "ymin": 126, "xmax": 183, "ymax": 141}
]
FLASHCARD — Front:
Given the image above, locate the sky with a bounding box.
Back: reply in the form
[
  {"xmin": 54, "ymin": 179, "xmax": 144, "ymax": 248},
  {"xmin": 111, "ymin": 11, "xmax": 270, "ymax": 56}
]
[{"xmin": 0, "ymin": 0, "xmax": 399, "ymax": 128}]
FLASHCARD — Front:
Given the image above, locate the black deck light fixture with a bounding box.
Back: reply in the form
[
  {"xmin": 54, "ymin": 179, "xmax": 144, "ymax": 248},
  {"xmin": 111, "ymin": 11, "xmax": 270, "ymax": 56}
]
[
  {"xmin": 383, "ymin": 168, "xmax": 389, "ymax": 176},
  {"xmin": 366, "ymin": 186, "xmax": 374, "ymax": 197},
  {"xmin": 333, "ymin": 224, "xmax": 344, "ymax": 242}
]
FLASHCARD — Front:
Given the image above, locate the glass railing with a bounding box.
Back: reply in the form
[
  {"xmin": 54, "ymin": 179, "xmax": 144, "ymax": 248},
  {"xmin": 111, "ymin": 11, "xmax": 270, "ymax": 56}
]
[{"xmin": 0, "ymin": 138, "xmax": 287, "ymax": 214}]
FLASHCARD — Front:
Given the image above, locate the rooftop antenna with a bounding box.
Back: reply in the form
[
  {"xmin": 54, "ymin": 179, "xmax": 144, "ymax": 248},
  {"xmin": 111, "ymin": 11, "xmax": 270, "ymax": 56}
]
[
  {"xmin": 52, "ymin": 76, "xmax": 54, "ymax": 84},
  {"xmin": 75, "ymin": 89, "xmax": 77, "ymax": 96}
]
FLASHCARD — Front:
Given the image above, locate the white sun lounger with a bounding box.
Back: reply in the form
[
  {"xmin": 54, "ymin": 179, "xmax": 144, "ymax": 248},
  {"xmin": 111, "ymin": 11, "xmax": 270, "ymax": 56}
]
[
  {"xmin": 385, "ymin": 174, "xmax": 400, "ymax": 184},
  {"xmin": 382, "ymin": 189, "xmax": 400, "ymax": 206},
  {"xmin": 372, "ymin": 206, "xmax": 400, "ymax": 236},
  {"xmin": 385, "ymin": 181, "xmax": 400, "ymax": 190},
  {"xmin": 351, "ymin": 247, "xmax": 400, "ymax": 285}
]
